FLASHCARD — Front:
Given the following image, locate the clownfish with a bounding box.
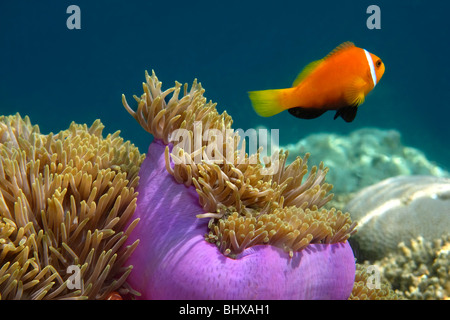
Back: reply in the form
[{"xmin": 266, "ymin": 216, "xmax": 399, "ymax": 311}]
[{"xmin": 248, "ymin": 42, "xmax": 385, "ymax": 122}]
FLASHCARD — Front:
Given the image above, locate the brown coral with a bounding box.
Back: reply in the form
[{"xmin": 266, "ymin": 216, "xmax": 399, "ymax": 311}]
[
  {"xmin": 377, "ymin": 234, "xmax": 450, "ymax": 300},
  {"xmin": 0, "ymin": 113, "xmax": 144, "ymax": 299}
]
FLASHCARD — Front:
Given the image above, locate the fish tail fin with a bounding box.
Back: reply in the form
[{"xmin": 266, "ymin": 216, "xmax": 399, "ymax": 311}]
[{"xmin": 248, "ymin": 89, "xmax": 287, "ymax": 117}]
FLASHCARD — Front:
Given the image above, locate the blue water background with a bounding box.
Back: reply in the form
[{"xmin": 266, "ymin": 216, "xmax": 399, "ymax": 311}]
[{"xmin": 1, "ymin": 0, "xmax": 449, "ymax": 172}]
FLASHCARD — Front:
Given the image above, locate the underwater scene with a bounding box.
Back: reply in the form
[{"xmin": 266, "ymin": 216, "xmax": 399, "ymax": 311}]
[{"xmin": 0, "ymin": 0, "xmax": 449, "ymax": 302}]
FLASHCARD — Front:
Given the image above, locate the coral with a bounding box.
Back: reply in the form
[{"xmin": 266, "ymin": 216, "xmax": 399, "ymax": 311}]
[
  {"xmin": 344, "ymin": 175, "xmax": 450, "ymax": 260},
  {"xmin": 122, "ymin": 70, "xmax": 356, "ymax": 299},
  {"xmin": 0, "ymin": 114, "xmax": 143, "ymax": 299},
  {"xmin": 281, "ymin": 128, "xmax": 448, "ymax": 194},
  {"xmin": 349, "ymin": 263, "xmax": 403, "ymax": 300},
  {"xmin": 377, "ymin": 234, "xmax": 450, "ymax": 300}
]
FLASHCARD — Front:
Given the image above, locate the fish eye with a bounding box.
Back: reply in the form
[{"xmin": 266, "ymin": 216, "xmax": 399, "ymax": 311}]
[{"xmin": 376, "ymin": 60, "xmax": 382, "ymax": 68}]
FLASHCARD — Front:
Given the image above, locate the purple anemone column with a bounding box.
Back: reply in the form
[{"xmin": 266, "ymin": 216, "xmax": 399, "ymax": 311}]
[{"xmin": 124, "ymin": 139, "xmax": 356, "ymax": 299}]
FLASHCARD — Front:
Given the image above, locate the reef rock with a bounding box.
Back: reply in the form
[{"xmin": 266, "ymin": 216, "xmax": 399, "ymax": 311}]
[
  {"xmin": 282, "ymin": 128, "xmax": 448, "ymax": 194},
  {"xmin": 344, "ymin": 175, "xmax": 450, "ymax": 260}
]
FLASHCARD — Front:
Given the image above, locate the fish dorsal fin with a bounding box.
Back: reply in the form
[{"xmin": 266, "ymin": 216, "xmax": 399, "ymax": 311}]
[
  {"xmin": 325, "ymin": 41, "xmax": 355, "ymax": 60},
  {"xmin": 292, "ymin": 42, "xmax": 355, "ymax": 87},
  {"xmin": 292, "ymin": 59, "xmax": 323, "ymax": 87}
]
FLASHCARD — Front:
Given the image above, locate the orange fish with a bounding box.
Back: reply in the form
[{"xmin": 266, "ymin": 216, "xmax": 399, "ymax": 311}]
[
  {"xmin": 105, "ymin": 291, "xmax": 123, "ymax": 300},
  {"xmin": 248, "ymin": 42, "xmax": 385, "ymax": 122}
]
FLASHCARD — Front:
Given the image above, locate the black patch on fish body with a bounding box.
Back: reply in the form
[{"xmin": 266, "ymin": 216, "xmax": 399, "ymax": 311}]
[
  {"xmin": 288, "ymin": 107, "xmax": 327, "ymax": 119},
  {"xmin": 334, "ymin": 106, "xmax": 358, "ymax": 122}
]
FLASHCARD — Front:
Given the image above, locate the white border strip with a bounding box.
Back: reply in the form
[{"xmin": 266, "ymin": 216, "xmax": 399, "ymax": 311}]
[{"xmin": 364, "ymin": 49, "xmax": 377, "ymax": 87}]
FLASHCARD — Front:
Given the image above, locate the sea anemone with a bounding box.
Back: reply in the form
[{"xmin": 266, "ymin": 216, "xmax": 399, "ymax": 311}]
[
  {"xmin": 122, "ymin": 71, "xmax": 357, "ymax": 299},
  {"xmin": 0, "ymin": 114, "xmax": 143, "ymax": 299}
]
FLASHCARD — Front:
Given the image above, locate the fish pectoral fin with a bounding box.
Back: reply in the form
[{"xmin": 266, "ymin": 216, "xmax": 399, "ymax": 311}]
[
  {"xmin": 288, "ymin": 107, "xmax": 327, "ymax": 119},
  {"xmin": 334, "ymin": 106, "xmax": 358, "ymax": 122},
  {"xmin": 338, "ymin": 78, "xmax": 367, "ymax": 122},
  {"xmin": 345, "ymin": 77, "xmax": 366, "ymax": 107}
]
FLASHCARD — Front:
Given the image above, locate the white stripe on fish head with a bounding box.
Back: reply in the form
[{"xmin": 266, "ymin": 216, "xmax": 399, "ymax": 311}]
[{"xmin": 363, "ymin": 49, "xmax": 377, "ymax": 87}]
